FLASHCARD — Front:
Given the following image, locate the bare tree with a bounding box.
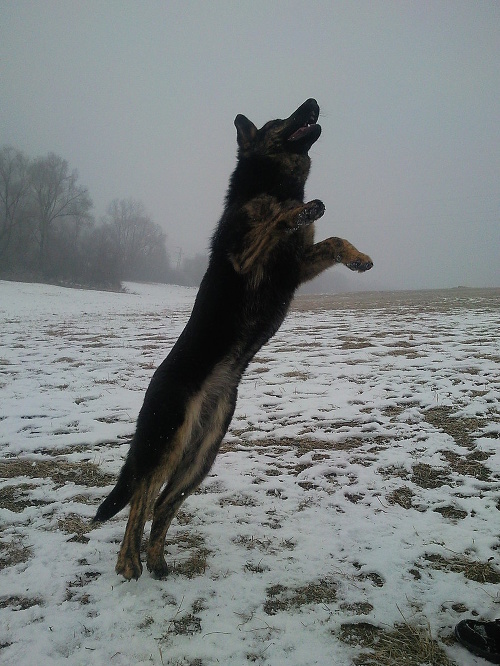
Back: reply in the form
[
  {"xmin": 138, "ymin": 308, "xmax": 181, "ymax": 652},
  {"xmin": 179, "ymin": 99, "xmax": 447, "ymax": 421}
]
[
  {"xmin": 77, "ymin": 224, "xmax": 122, "ymax": 288},
  {"xmin": 1, "ymin": 146, "xmax": 170, "ymax": 287},
  {"xmin": 0, "ymin": 146, "xmax": 31, "ymax": 263},
  {"xmin": 103, "ymin": 198, "xmax": 169, "ymax": 280},
  {"xmin": 29, "ymin": 153, "xmax": 93, "ymax": 274}
]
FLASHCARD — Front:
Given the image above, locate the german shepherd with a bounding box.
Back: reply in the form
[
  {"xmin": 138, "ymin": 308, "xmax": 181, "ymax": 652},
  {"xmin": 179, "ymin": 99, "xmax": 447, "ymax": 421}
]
[{"xmin": 94, "ymin": 99, "xmax": 373, "ymax": 580}]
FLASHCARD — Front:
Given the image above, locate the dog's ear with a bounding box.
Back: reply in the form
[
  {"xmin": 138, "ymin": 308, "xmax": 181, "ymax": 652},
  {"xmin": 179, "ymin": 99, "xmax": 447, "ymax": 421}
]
[{"xmin": 234, "ymin": 114, "xmax": 257, "ymax": 149}]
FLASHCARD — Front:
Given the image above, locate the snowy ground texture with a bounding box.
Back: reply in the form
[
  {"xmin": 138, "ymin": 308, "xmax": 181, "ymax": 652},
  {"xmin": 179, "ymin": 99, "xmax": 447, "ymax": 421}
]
[{"xmin": 1, "ymin": 280, "xmax": 499, "ymax": 666}]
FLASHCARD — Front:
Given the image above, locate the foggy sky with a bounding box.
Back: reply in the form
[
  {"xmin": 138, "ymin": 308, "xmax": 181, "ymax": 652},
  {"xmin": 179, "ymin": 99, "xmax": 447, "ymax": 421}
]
[{"xmin": 2, "ymin": 0, "xmax": 499, "ymax": 291}]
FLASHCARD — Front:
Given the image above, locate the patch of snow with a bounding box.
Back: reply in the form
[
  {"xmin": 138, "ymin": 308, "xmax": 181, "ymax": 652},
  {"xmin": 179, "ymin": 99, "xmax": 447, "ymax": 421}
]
[{"xmin": 0, "ymin": 280, "xmax": 499, "ymax": 665}]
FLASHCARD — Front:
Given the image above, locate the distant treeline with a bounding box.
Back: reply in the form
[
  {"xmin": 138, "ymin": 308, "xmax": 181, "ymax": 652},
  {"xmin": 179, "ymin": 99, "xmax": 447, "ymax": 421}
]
[{"xmin": 0, "ymin": 145, "xmax": 207, "ymax": 289}]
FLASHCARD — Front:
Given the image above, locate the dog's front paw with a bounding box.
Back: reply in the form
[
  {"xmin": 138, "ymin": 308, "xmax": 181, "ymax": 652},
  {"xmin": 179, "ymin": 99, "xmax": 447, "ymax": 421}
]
[
  {"xmin": 346, "ymin": 254, "xmax": 373, "ymax": 272},
  {"xmin": 297, "ymin": 199, "xmax": 325, "ymax": 225}
]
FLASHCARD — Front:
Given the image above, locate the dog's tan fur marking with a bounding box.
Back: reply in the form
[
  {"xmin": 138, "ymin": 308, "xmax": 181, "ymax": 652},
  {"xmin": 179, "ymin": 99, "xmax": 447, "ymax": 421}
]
[
  {"xmin": 117, "ymin": 360, "xmax": 239, "ymax": 579},
  {"xmin": 115, "ymin": 479, "xmax": 151, "ymax": 579},
  {"xmin": 115, "ymin": 387, "xmax": 207, "ymax": 579},
  {"xmin": 146, "ymin": 360, "xmax": 237, "ymax": 576},
  {"xmin": 231, "ymin": 197, "xmax": 319, "ymax": 278}
]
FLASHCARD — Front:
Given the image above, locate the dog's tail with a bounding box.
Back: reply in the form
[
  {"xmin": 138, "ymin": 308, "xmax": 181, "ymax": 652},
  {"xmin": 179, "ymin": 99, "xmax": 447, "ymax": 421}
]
[{"xmin": 93, "ymin": 457, "xmax": 135, "ymax": 523}]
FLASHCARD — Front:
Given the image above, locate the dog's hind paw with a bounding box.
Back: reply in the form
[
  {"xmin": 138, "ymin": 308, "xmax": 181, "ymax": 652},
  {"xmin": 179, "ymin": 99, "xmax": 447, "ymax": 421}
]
[
  {"xmin": 116, "ymin": 554, "xmax": 143, "ymax": 580},
  {"xmin": 147, "ymin": 557, "xmax": 170, "ymax": 580},
  {"xmin": 148, "ymin": 560, "xmax": 170, "ymax": 580}
]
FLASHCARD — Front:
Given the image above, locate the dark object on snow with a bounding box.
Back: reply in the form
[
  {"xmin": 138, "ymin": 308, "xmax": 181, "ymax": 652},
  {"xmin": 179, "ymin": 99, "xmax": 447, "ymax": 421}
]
[{"xmin": 455, "ymin": 619, "xmax": 500, "ymax": 663}]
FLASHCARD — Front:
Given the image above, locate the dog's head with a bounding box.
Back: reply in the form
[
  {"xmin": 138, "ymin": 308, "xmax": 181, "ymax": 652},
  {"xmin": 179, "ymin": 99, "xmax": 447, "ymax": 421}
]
[{"xmin": 234, "ymin": 99, "xmax": 321, "ymax": 158}]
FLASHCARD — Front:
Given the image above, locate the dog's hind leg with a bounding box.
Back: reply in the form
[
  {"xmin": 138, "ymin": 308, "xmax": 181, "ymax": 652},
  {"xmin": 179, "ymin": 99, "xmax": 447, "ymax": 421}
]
[
  {"xmin": 145, "ymin": 451, "xmax": 216, "ymax": 578},
  {"xmin": 146, "ymin": 483, "xmax": 191, "ymax": 578},
  {"xmin": 115, "ymin": 475, "xmax": 164, "ymax": 580},
  {"xmin": 146, "ymin": 468, "xmax": 208, "ymax": 578},
  {"xmin": 146, "ymin": 391, "xmax": 235, "ymax": 578},
  {"xmin": 115, "ymin": 480, "xmax": 149, "ymax": 580}
]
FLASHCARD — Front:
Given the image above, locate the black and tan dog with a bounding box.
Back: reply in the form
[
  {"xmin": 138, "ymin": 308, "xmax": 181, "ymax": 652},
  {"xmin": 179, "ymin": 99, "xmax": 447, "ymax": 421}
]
[{"xmin": 94, "ymin": 99, "xmax": 373, "ymax": 580}]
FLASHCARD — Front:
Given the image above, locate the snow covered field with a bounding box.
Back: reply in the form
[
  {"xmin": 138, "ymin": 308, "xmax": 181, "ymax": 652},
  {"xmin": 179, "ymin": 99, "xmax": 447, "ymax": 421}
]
[{"xmin": 1, "ymin": 280, "xmax": 499, "ymax": 666}]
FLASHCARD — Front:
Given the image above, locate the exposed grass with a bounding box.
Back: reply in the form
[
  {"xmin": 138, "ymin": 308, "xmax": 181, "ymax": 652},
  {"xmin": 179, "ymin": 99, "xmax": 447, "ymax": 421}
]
[
  {"xmin": 65, "ymin": 570, "xmax": 101, "ymax": 604},
  {"xmin": 441, "ymin": 449, "xmax": 492, "ymax": 481},
  {"xmin": 433, "ymin": 505, "xmax": 468, "ymax": 521},
  {"xmin": 219, "ymin": 493, "xmax": 256, "ymax": 507},
  {"xmin": 164, "ymin": 531, "xmax": 211, "ymax": 579},
  {"xmin": 0, "ymin": 483, "xmax": 50, "ymax": 512},
  {"xmin": 340, "ymin": 601, "xmax": 374, "ymax": 616},
  {"xmin": 0, "ymin": 534, "xmax": 33, "ymax": 570},
  {"xmin": 56, "ymin": 513, "xmax": 93, "ymax": 542},
  {"xmin": 338, "ymin": 620, "xmax": 458, "ymax": 666},
  {"xmin": 282, "ymin": 369, "xmax": 311, "ymax": 380},
  {"xmin": 232, "ymin": 533, "xmax": 296, "ymax": 558},
  {"xmin": 386, "ymin": 485, "xmax": 414, "ymax": 509},
  {"xmin": 0, "ymin": 457, "xmax": 115, "ymax": 488},
  {"xmin": 264, "ymin": 578, "xmax": 337, "ymax": 615},
  {"xmin": 423, "ymin": 553, "xmax": 500, "ymax": 584},
  {"xmin": 169, "ymin": 614, "xmax": 202, "ymax": 636},
  {"xmin": 411, "ymin": 463, "xmax": 453, "ymax": 490},
  {"xmin": 33, "ymin": 438, "xmax": 128, "ymax": 455},
  {"xmin": 424, "ymin": 407, "xmax": 484, "ymax": 448},
  {"xmin": 340, "ymin": 336, "xmax": 374, "ymax": 350},
  {"xmin": 2, "ymin": 293, "xmax": 499, "ymax": 660},
  {"xmin": 0, "ymin": 595, "xmax": 44, "ymax": 611}
]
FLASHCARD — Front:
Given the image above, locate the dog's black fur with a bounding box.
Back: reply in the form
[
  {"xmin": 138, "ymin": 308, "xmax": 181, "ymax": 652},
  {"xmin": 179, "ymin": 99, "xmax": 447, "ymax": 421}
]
[{"xmin": 94, "ymin": 99, "xmax": 373, "ymax": 580}]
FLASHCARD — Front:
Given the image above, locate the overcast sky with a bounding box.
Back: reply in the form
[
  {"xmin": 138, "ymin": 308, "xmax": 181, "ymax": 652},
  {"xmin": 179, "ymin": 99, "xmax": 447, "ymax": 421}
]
[{"xmin": 2, "ymin": 1, "xmax": 499, "ymax": 290}]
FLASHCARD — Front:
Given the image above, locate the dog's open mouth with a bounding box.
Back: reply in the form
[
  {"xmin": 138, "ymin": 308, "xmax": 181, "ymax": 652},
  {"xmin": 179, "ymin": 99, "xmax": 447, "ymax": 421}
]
[
  {"xmin": 287, "ymin": 121, "xmax": 318, "ymax": 142},
  {"xmin": 285, "ymin": 100, "xmax": 321, "ymax": 147}
]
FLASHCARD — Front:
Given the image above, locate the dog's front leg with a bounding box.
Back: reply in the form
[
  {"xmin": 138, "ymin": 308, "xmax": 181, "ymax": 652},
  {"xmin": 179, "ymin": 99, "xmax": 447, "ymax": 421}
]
[
  {"xmin": 232, "ymin": 197, "xmax": 325, "ymax": 274},
  {"xmin": 299, "ymin": 237, "xmax": 373, "ymax": 283}
]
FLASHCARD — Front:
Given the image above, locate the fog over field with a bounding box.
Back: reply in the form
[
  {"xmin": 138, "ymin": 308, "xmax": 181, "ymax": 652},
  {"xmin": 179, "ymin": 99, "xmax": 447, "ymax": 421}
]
[{"xmin": 1, "ymin": 1, "xmax": 499, "ymax": 291}]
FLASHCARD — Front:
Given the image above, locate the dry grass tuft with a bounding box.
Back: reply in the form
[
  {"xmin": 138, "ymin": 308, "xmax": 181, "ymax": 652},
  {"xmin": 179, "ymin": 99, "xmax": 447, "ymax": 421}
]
[
  {"xmin": 424, "ymin": 553, "xmax": 500, "ymax": 584},
  {"xmin": 433, "ymin": 505, "xmax": 468, "ymax": 521},
  {"xmin": 340, "ymin": 602, "xmax": 374, "ymax": 616},
  {"xmin": 65, "ymin": 570, "xmax": 101, "ymax": 603},
  {"xmin": 164, "ymin": 531, "xmax": 211, "ymax": 579},
  {"xmin": 0, "ymin": 595, "xmax": 44, "ymax": 611},
  {"xmin": 441, "ymin": 450, "xmax": 492, "ymax": 481},
  {"xmin": 0, "ymin": 483, "xmax": 50, "ymax": 512},
  {"xmin": 411, "ymin": 463, "xmax": 453, "ymax": 489},
  {"xmin": 339, "ymin": 621, "xmax": 458, "ymax": 666},
  {"xmin": 0, "ymin": 458, "xmax": 115, "ymax": 488},
  {"xmin": 264, "ymin": 578, "xmax": 337, "ymax": 615},
  {"xmin": 340, "ymin": 336, "xmax": 373, "ymax": 350},
  {"xmin": 169, "ymin": 613, "xmax": 202, "ymax": 636},
  {"xmin": 424, "ymin": 407, "xmax": 484, "ymax": 448},
  {"xmin": 56, "ymin": 513, "xmax": 93, "ymax": 542},
  {"xmin": 0, "ymin": 534, "xmax": 33, "ymax": 570},
  {"xmin": 282, "ymin": 369, "xmax": 311, "ymax": 380},
  {"xmin": 386, "ymin": 486, "xmax": 414, "ymax": 509}
]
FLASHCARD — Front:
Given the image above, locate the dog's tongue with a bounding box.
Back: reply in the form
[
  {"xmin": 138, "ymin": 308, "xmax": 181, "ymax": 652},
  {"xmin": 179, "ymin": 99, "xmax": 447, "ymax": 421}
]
[{"xmin": 288, "ymin": 124, "xmax": 315, "ymax": 141}]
